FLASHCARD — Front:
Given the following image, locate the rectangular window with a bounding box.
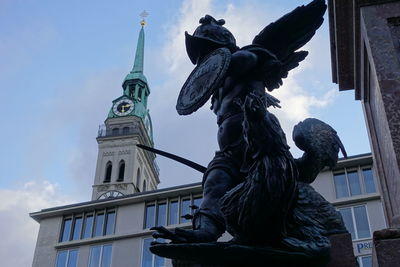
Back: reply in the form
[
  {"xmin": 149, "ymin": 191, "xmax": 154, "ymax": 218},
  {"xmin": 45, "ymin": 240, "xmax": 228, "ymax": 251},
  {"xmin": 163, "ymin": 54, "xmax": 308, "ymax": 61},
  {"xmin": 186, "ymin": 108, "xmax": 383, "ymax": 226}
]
[
  {"xmin": 168, "ymin": 201, "xmax": 178, "ymax": 225},
  {"xmin": 142, "ymin": 238, "xmax": 165, "ymax": 267},
  {"xmin": 145, "ymin": 205, "xmax": 155, "ymax": 229},
  {"xmin": 105, "ymin": 211, "xmax": 115, "ymax": 235},
  {"xmin": 347, "ymin": 171, "xmax": 362, "ymax": 196},
  {"xmin": 362, "ymin": 169, "xmax": 376, "ymax": 194},
  {"xmin": 334, "ymin": 173, "xmax": 349, "ymax": 198},
  {"xmin": 94, "ymin": 213, "xmax": 105, "ymax": 237},
  {"xmin": 156, "ymin": 203, "xmax": 167, "ymax": 226},
  {"xmin": 60, "ymin": 218, "xmax": 72, "ymax": 242},
  {"xmin": 60, "ymin": 209, "xmax": 115, "ymax": 242},
  {"xmin": 193, "ymin": 197, "xmax": 203, "ymax": 210},
  {"xmin": 89, "ymin": 244, "xmax": 112, "ymax": 267},
  {"xmin": 72, "ymin": 217, "xmax": 82, "ymax": 240},
  {"xmin": 180, "ymin": 199, "xmax": 191, "ymax": 223},
  {"xmin": 55, "ymin": 249, "xmax": 78, "ymax": 267},
  {"xmin": 83, "ymin": 215, "xmax": 94, "ymax": 239},
  {"xmin": 334, "ymin": 166, "xmax": 376, "ymax": 199},
  {"xmin": 358, "ymin": 255, "xmax": 372, "ymax": 267},
  {"xmin": 339, "ymin": 205, "xmax": 371, "ymax": 240}
]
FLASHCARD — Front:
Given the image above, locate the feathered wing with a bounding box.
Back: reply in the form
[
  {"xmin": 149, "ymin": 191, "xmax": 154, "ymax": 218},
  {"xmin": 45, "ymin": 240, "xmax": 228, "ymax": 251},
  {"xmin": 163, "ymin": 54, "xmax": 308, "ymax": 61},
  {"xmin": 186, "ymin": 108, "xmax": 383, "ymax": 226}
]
[
  {"xmin": 251, "ymin": 0, "xmax": 327, "ymax": 91},
  {"xmin": 293, "ymin": 118, "xmax": 347, "ymax": 183}
]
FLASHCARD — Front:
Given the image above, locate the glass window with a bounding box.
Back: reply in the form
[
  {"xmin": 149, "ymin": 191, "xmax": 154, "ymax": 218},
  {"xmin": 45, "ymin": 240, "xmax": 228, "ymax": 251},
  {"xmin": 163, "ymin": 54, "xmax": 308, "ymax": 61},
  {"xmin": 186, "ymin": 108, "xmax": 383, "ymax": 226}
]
[
  {"xmin": 105, "ymin": 212, "xmax": 115, "ymax": 235},
  {"xmin": 180, "ymin": 199, "xmax": 191, "ymax": 223},
  {"xmin": 348, "ymin": 171, "xmax": 362, "ymax": 196},
  {"xmin": 94, "ymin": 213, "xmax": 105, "ymax": 237},
  {"xmin": 156, "ymin": 203, "xmax": 166, "ymax": 226},
  {"xmin": 83, "ymin": 215, "xmax": 94, "ymax": 239},
  {"xmin": 88, "ymin": 246, "xmax": 101, "ymax": 267},
  {"xmin": 101, "ymin": 245, "xmax": 112, "ymax": 267},
  {"xmin": 354, "ymin": 206, "xmax": 371, "ymax": 239},
  {"xmin": 61, "ymin": 218, "xmax": 72, "ymax": 242},
  {"xmin": 168, "ymin": 201, "xmax": 178, "ymax": 225},
  {"xmin": 142, "ymin": 238, "xmax": 153, "ymax": 267},
  {"xmin": 145, "ymin": 205, "xmax": 155, "ymax": 229},
  {"xmin": 193, "ymin": 197, "xmax": 202, "ymax": 210},
  {"xmin": 56, "ymin": 251, "xmax": 68, "ymax": 267},
  {"xmin": 142, "ymin": 238, "xmax": 165, "ymax": 267},
  {"xmin": 334, "ymin": 173, "xmax": 349, "ymax": 198},
  {"xmin": 339, "ymin": 208, "xmax": 356, "ymax": 239},
  {"xmin": 363, "ymin": 169, "xmax": 376, "ymax": 194},
  {"xmin": 89, "ymin": 245, "xmax": 112, "ymax": 267},
  {"xmin": 359, "ymin": 255, "xmax": 372, "ymax": 267},
  {"xmin": 56, "ymin": 249, "xmax": 78, "ymax": 267},
  {"xmin": 67, "ymin": 250, "xmax": 78, "ymax": 267},
  {"xmin": 72, "ymin": 217, "xmax": 82, "ymax": 240},
  {"xmin": 339, "ymin": 206, "xmax": 371, "ymax": 240}
]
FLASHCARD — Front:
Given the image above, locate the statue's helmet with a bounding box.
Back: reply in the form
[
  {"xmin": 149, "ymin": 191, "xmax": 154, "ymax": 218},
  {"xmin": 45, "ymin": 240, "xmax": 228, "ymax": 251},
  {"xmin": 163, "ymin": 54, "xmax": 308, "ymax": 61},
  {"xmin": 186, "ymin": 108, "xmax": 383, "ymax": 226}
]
[{"xmin": 185, "ymin": 15, "xmax": 237, "ymax": 64}]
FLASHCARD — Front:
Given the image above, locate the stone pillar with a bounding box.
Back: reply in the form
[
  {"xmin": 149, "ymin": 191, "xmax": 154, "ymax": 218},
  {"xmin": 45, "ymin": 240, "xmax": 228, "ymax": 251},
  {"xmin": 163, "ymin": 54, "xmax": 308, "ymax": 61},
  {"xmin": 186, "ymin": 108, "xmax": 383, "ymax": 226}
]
[{"xmin": 359, "ymin": 1, "xmax": 400, "ymax": 228}]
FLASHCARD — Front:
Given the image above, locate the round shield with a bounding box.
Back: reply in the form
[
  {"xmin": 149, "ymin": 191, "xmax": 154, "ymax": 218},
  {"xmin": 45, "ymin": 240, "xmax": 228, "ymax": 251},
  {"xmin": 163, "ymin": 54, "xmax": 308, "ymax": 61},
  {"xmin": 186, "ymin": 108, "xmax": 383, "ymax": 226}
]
[{"xmin": 176, "ymin": 47, "xmax": 231, "ymax": 115}]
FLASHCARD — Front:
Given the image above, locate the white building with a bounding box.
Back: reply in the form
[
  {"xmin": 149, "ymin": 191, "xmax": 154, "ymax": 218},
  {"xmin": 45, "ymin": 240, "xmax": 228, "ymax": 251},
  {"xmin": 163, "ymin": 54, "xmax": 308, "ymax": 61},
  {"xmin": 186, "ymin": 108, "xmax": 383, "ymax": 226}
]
[{"xmin": 30, "ymin": 22, "xmax": 386, "ymax": 267}]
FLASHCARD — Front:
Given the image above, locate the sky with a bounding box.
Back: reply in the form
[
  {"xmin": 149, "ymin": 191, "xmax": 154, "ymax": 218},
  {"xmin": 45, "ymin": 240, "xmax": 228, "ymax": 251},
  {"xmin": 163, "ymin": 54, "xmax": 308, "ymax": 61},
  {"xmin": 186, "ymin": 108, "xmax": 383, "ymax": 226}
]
[{"xmin": 0, "ymin": 0, "xmax": 371, "ymax": 266}]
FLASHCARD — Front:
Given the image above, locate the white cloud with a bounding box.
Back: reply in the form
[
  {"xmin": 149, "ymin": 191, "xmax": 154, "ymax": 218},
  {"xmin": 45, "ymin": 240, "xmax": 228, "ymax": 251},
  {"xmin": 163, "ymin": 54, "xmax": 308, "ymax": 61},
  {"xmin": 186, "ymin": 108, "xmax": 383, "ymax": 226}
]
[{"xmin": 0, "ymin": 180, "xmax": 72, "ymax": 267}]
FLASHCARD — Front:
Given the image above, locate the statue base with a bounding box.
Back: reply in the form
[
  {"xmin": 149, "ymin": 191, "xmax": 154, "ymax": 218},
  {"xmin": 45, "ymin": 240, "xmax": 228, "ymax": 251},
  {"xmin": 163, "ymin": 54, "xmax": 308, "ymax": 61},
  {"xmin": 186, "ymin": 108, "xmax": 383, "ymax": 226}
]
[
  {"xmin": 150, "ymin": 233, "xmax": 355, "ymax": 267},
  {"xmin": 373, "ymin": 228, "xmax": 400, "ymax": 267}
]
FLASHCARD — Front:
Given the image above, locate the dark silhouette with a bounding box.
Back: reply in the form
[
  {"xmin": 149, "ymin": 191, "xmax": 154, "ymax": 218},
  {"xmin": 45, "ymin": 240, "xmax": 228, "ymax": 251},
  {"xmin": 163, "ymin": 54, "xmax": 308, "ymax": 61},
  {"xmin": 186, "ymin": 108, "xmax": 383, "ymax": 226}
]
[{"xmin": 148, "ymin": 1, "xmax": 349, "ymax": 265}]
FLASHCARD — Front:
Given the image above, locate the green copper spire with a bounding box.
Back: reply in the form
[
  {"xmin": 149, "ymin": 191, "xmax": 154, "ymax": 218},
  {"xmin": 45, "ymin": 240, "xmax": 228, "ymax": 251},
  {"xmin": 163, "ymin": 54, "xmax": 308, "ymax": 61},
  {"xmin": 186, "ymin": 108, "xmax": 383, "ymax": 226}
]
[
  {"xmin": 123, "ymin": 23, "xmax": 147, "ymax": 86},
  {"xmin": 132, "ymin": 26, "xmax": 145, "ymax": 74},
  {"xmin": 107, "ymin": 14, "xmax": 153, "ymax": 143}
]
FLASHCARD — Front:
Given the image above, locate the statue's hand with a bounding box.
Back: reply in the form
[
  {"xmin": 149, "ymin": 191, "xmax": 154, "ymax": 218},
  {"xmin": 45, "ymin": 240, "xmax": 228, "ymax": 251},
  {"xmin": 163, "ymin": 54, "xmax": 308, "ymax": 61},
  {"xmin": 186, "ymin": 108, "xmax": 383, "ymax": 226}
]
[{"xmin": 151, "ymin": 226, "xmax": 219, "ymax": 244}]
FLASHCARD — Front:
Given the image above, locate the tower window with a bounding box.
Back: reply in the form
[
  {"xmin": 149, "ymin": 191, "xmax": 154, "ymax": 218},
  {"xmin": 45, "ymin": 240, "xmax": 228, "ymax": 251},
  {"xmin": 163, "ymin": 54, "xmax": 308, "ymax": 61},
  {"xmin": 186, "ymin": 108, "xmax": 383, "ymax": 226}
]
[
  {"xmin": 136, "ymin": 169, "xmax": 141, "ymax": 192},
  {"xmin": 117, "ymin": 160, "xmax": 125, "ymax": 182},
  {"xmin": 104, "ymin": 162, "xmax": 112, "ymax": 183},
  {"xmin": 143, "ymin": 179, "xmax": 147, "ymax": 192},
  {"xmin": 122, "ymin": 127, "xmax": 130, "ymax": 134},
  {"xmin": 112, "ymin": 128, "xmax": 119, "ymax": 135}
]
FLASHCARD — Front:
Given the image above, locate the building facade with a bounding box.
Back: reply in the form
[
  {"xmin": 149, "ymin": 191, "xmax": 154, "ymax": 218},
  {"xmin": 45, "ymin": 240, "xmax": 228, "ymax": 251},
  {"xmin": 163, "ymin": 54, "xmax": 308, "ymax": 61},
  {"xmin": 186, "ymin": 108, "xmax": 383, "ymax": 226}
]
[{"xmin": 31, "ymin": 153, "xmax": 385, "ymax": 267}]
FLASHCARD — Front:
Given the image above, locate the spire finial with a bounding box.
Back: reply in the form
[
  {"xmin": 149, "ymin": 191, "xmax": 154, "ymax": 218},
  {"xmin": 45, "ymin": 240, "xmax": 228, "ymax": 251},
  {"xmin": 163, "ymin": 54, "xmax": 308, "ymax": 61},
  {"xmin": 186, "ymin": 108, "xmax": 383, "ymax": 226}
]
[{"xmin": 140, "ymin": 10, "xmax": 149, "ymax": 26}]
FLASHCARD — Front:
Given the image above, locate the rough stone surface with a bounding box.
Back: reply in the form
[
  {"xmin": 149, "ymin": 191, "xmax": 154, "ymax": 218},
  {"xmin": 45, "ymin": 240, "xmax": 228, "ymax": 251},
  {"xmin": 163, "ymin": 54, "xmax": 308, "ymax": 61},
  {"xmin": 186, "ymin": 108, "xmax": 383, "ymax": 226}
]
[
  {"xmin": 327, "ymin": 233, "xmax": 356, "ymax": 267},
  {"xmin": 373, "ymin": 229, "xmax": 400, "ymax": 267}
]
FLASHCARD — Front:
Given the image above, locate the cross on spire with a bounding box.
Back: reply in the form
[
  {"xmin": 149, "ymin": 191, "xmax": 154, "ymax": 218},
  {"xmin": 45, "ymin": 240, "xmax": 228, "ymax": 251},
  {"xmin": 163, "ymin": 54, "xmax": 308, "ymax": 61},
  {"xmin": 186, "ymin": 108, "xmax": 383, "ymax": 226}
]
[{"xmin": 140, "ymin": 10, "xmax": 149, "ymax": 26}]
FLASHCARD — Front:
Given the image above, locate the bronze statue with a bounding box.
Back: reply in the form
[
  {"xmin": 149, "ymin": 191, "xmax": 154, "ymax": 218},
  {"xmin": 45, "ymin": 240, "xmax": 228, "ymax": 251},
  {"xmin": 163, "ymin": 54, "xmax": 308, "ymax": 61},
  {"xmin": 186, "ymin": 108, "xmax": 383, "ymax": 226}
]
[{"xmin": 143, "ymin": 0, "xmax": 349, "ymax": 266}]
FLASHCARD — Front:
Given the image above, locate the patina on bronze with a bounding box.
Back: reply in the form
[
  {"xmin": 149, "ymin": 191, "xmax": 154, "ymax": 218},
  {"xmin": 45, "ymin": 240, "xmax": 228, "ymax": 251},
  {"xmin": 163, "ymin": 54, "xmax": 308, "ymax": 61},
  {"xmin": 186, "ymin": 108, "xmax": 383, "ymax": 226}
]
[{"xmin": 176, "ymin": 47, "xmax": 231, "ymax": 115}]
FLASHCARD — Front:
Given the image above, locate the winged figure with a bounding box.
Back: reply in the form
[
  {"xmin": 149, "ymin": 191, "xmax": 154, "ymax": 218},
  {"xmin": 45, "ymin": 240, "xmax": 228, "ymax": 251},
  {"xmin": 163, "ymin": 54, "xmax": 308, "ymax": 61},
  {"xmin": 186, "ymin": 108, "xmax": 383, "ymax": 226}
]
[{"xmin": 151, "ymin": 0, "xmax": 348, "ymax": 261}]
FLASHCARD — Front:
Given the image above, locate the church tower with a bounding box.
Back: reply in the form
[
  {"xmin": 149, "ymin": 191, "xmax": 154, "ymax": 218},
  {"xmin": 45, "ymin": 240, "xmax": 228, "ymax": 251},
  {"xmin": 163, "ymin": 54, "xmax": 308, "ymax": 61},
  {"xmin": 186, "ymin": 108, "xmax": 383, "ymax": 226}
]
[{"xmin": 92, "ymin": 18, "xmax": 159, "ymax": 200}]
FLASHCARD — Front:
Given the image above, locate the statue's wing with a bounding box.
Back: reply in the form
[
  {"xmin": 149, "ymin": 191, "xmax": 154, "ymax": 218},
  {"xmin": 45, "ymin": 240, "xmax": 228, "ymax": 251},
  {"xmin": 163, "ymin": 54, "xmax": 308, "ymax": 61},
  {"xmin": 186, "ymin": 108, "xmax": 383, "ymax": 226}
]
[
  {"xmin": 293, "ymin": 118, "xmax": 347, "ymax": 183},
  {"xmin": 250, "ymin": 0, "xmax": 327, "ymax": 91}
]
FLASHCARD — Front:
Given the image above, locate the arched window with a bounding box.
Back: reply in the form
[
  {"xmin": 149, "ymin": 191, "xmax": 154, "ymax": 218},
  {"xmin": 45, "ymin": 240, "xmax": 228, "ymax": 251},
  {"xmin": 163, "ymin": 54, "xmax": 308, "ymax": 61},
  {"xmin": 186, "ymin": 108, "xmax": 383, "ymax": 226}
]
[
  {"xmin": 104, "ymin": 161, "xmax": 112, "ymax": 183},
  {"xmin": 136, "ymin": 169, "xmax": 141, "ymax": 192},
  {"xmin": 143, "ymin": 179, "xmax": 147, "ymax": 192},
  {"xmin": 122, "ymin": 127, "xmax": 130, "ymax": 134},
  {"xmin": 117, "ymin": 160, "xmax": 125, "ymax": 182},
  {"xmin": 112, "ymin": 128, "xmax": 119, "ymax": 135}
]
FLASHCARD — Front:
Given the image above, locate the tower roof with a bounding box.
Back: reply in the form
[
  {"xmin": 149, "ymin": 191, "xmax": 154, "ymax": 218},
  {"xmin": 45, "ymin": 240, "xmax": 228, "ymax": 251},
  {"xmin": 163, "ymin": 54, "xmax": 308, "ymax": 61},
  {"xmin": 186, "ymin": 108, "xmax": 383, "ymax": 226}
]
[{"xmin": 123, "ymin": 24, "xmax": 147, "ymax": 86}]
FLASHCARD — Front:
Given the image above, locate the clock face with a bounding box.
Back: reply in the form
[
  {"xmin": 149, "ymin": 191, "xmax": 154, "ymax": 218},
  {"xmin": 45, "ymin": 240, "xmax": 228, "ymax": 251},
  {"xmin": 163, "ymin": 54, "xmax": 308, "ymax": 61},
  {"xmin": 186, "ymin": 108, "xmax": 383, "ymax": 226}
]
[
  {"xmin": 98, "ymin": 190, "xmax": 124, "ymax": 200},
  {"xmin": 113, "ymin": 99, "xmax": 134, "ymax": 116}
]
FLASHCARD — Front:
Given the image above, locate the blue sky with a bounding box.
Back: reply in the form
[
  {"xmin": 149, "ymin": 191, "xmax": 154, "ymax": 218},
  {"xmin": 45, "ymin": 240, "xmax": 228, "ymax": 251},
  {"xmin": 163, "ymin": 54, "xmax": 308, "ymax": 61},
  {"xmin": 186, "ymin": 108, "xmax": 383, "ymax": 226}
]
[{"xmin": 0, "ymin": 0, "xmax": 370, "ymax": 266}]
